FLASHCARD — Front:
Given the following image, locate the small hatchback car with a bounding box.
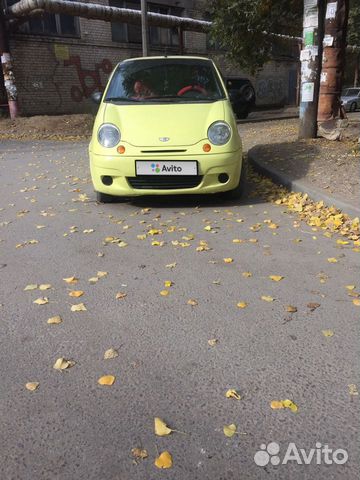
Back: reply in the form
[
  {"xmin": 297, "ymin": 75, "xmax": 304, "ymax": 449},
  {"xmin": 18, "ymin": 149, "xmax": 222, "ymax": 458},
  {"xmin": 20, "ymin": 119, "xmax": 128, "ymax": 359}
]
[{"xmin": 89, "ymin": 56, "xmax": 245, "ymax": 202}]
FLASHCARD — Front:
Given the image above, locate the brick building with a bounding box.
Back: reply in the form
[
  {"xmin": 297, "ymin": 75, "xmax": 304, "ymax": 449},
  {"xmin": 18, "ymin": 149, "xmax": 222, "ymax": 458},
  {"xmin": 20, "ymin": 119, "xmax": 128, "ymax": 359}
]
[{"xmin": 1, "ymin": 0, "xmax": 299, "ymax": 115}]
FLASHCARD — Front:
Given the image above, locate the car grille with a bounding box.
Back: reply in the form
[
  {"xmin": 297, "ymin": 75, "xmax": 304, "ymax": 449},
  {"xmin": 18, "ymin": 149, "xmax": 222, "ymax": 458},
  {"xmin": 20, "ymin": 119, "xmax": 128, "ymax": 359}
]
[{"xmin": 127, "ymin": 175, "xmax": 203, "ymax": 190}]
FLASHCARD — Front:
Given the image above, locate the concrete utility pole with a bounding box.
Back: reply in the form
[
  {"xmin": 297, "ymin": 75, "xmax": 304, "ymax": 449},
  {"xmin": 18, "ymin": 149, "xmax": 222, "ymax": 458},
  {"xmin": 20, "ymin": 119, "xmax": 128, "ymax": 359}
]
[
  {"xmin": 141, "ymin": 0, "xmax": 149, "ymax": 57},
  {"xmin": 318, "ymin": 0, "xmax": 349, "ymax": 138},
  {"xmin": 0, "ymin": 8, "xmax": 19, "ymax": 118},
  {"xmin": 299, "ymin": 0, "xmax": 325, "ymax": 139}
]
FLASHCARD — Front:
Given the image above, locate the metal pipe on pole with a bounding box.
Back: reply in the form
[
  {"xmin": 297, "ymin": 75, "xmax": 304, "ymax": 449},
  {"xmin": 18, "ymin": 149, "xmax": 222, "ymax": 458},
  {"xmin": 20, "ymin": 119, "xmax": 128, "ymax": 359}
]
[{"xmin": 140, "ymin": 0, "xmax": 149, "ymax": 57}]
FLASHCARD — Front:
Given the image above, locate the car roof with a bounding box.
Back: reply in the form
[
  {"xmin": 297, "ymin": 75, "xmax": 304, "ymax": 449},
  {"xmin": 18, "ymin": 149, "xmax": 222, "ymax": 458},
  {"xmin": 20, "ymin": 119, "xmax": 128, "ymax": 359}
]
[{"xmin": 121, "ymin": 55, "xmax": 213, "ymax": 63}]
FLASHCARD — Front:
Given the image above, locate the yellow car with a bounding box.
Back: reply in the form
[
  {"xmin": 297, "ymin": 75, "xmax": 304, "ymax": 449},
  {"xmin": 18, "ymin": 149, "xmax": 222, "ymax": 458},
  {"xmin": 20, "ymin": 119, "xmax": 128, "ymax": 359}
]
[{"xmin": 89, "ymin": 56, "xmax": 245, "ymax": 202}]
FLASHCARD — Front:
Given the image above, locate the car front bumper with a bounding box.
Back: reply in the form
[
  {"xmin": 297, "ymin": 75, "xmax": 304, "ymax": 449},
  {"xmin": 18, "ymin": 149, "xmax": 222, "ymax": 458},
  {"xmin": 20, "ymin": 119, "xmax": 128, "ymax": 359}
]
[{"xmin": 89, "ymin": 149, "xmax": 243, "ymax": 196}]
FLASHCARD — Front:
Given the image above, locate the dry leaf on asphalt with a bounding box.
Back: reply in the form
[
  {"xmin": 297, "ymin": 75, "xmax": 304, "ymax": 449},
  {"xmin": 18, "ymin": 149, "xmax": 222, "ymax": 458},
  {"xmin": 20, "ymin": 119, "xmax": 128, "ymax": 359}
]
[
  {"xmin": 348, "ymin": 384, "xmax": 359, "ymax": 396},
  {"xmin": 208, "ymin": 338, "xmax": 218, "ymax": 346},
  {"xmin": 346, "ymin": 285, "xmax": 355, "ymax": 290},
  {"xmin": 154, "ymin": 451, "xmax": 172, "ymax": 469},
  {"xmin": 39, "ymin": 284, "xmax": 52, "ymax": 290},
  {"xmin": 286, "ymin": 305, "xmax": 297, "ymax": 313},
  {"xmin": 97, "ymin": 271, "xmax": 108, "ymax": 278},
  {"xmin": 187, "ymin": 299, "xmax": 198, "ymax": 306},
  {"xmin": 322, "ymin": 329, "xmax": 334, "ymax": 337},
  {"xmin": 47, "ymin": 315, "xmax": 62, "ymax": 325},
  {"xmin": 353, "ymin": 299, "xmax": 360, "ymax": 306},
  {"xmin": 25, "ymin": 382, "xmax": 39, "ymax": 391},
  {"xmin": 69, "ymin": 290, "xmax": 84, "ymax": 297},
  {"xmin": 88, "ymin": 277, "xmax": 99, "ymax": 284},
  {"xmin": 223, "ymin": 258, "xmax": 233, "ymax": 263},
  {"xmin": 154, "ymin": 417, "xmax": 172, "ymax": 436},
  {"xmin": 242, "ymin": 271, "xmax": 252, "ymax": 278},
  {"xmin": 237, "ymin": 302, "xmax": 248, "ymax": 309},
  {"xmin": 225, "ymin": 389, "xmax": 241, "ymax": 400},
  {"xmin": 269, "ymin": 275, "xmax": 284, "ymax": 282},
  {"xmin": 98, "ymin": 375, "xmax": 116, "ymax": 386},
  {"xmin": 160, "ymin": 290, "xmax": 169, "ymax": 296},
  {"xmin": 261, "ymin": 295, "xmax": 274, "ymax": 302},
  {"xmin": 164, "ymin": 280, "xmax": 173, "ymax": 287},
  {"xmin": 63, "ymin": 276, "xmax": 78, "ymax": 284},
  {"xmin": 327, "ymin": 257, "xmax": 338, "ymax": 263},
  {"xmin": 131, "ymin": 447, "xmax": 148, "ymax": 459},
  {"xmin": 33, "ymin": 297, "xmax": 49, "ymax": 305},
  {"xmin": 104, "ymin": 348, "xmax": 119, "ymax": 359},
  {"xmin": 271, "ymin": 399, "xmax": 298, "ymax": 412},
  {"xmin": 70, "ymin": 303, "xmax": 86, "ymax": 312},
  {"xmin": 116, "ymin": 292, "xmax": 127, "ymax": 299},
  {"xmin": 307, "ymin": 302, "xmax": 320, "ymax": 311},
  {"xmin": 24, "ymin": 284, "xmax": 38, "ymax": 291},
  {"xmin": 53, "ymin": 357, "xmax": 75, "ymax": 370},
  {"xmin": 223, "ymin": 423, "xmax": 237, "ymax": 437}
]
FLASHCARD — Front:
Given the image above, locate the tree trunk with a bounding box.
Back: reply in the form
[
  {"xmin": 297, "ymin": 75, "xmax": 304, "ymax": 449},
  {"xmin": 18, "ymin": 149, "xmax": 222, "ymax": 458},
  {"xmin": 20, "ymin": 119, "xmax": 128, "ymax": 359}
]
[
  {"xmin": 0, "ymin": 9, "xmax": 19, "ymax": 118},
  {"xmin": 318, "ymin": 0, "xmax": 349, "ymax": 141}
]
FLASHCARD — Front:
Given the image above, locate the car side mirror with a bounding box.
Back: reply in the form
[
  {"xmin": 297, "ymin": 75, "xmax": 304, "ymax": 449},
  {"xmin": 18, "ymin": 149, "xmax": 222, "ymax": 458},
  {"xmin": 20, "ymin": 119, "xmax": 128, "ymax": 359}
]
[{"xmin": 91, "ymin": 91, "xmax": 103, "ymax": 104}]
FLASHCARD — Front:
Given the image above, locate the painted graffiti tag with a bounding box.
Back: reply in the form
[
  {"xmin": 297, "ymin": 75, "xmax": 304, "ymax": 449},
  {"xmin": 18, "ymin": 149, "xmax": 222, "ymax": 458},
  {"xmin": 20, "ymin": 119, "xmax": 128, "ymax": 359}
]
[{"xmin": 64, "ymin": 55, "xmax": 113, "ymax": 102}]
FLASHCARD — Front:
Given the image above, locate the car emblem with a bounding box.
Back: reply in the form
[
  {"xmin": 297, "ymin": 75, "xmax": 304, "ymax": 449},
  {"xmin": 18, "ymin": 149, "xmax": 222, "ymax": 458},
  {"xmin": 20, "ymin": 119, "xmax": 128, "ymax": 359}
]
[{"xmin": 159, "ymin": 137, "xmax": 170, "ymax": 142}]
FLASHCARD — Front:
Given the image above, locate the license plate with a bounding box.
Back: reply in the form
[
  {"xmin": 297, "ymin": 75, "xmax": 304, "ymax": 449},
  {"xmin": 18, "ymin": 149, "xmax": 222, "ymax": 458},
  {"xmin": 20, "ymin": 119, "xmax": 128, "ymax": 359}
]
[{"xmin": 136, "ymin": 161, "xmax": 198, "ymax": 176}]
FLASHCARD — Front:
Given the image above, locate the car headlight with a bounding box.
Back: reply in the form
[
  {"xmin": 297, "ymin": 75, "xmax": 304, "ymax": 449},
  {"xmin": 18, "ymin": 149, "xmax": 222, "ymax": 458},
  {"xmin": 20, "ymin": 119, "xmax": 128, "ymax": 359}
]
[
  {"xmin": 207, "ymin": 121, "xmax": 231, "ymax": 145},
  {"xmin": 98, "ymin": 123, "xmax": 121, "ymax": 148}
]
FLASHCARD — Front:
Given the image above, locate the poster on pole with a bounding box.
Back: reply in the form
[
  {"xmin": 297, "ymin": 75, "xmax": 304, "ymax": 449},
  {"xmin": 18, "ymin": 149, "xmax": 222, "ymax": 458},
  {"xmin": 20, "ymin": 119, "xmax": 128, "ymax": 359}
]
[
  {"xmin": 301, "ymin": 82, "xmax": 314, "ymax": 102},
  {"xmin": 326, "ymin": 2, "xmax": 337, "ymax": 19}
]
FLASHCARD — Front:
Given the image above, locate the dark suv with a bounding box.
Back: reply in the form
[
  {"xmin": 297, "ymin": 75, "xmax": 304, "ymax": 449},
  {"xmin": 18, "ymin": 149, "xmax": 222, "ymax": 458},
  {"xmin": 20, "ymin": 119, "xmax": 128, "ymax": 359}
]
[{"xmin": 224, "ymin": 77, "xmax": 256, "ymax": 119}]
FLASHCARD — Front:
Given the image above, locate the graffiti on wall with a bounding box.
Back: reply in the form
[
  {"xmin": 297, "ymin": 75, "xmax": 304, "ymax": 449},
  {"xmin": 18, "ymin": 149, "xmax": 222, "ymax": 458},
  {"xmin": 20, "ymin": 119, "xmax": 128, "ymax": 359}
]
[
  {"xmin": 64, "ymin": 56, "xmax": 113, "ymax": 102},
  {"xmin": 256, "ymin": 76, "xmax": 287, "ymax": 104}
]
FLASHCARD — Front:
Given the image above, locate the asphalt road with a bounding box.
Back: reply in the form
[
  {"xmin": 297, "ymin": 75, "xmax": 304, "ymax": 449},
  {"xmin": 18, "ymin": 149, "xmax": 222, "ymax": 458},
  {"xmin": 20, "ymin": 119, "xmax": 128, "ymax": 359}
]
[{"xmin": 0, "ymin": 137, "xmax": 359, "ymax": 480}]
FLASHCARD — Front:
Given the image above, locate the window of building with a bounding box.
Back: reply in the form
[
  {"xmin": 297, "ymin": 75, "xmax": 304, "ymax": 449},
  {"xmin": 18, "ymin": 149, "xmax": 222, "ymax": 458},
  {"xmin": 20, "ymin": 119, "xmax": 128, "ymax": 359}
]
[
  {"xmin": 6, "ymin": 0, "xmax": 80, "ymax": 37},
  {"xmin": 110, "ymin": 1, "xmax": 182, "ymax": 47}
]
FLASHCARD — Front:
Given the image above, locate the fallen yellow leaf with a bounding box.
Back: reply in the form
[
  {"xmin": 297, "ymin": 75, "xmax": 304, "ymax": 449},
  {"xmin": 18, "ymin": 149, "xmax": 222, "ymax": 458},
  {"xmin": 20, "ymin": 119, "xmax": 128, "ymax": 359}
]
[
  {"xmin": 97, "ymin": 271, "xmax": 108, "ymax": 278},
  {"xmin": 104, "ymin": 348, "xmax": 118, "ymax": 360},
  {"xmin": 154, "ymin": 417, "xmax": 172, "ymax": 436},
  {"xmin": 269, "ymin": 275, "xmax": 284, "ymax": 282},
  {"xmin": 39, "ymin": 284, "xmax": 52, "ymax": 290},
  {"xmin": 353, "ymin": 299, "xmax": 360, "ymax": 306},
  {"xmin": 346, "ymin": 285, "xmax": 355, "ymax": 290},
  {"xmin": 187, "ymin": 299, "xmax": 198, "ymax": 306},
  {"xmin": 242, "ymin": 271, "xmax": 252, "ymax": 278},
  {"xmin": 154, "ymin": 451, "xmax": 173, "ymax": 469},
  {"xmin": 63, "ymin": 276, "xmax": 78, "ymax": 284},
  {"xmin": 327, "ymin": 257, "xmax": 338, "ymax": 263},
  {"xmin": 270, "ymin": 400, "xmax": 284, "ymax": 409},
  {"xmin": 70, "ymin": 303, "xmax": 86, "ymax": 312},
  {"xmin": 271, "ymin": 399, "xmax": 298, "ymax": 412},
  {"xmin": 160, "ymin": 290, "xmax": 169, "ymax": 296},
  {"xmin": 24, "ymin": 284, "xmax": 38, "ymax": 291},
  {"xmin": 69, "ymin": 290, "xmax": 84, "ymax": 298},
  {"xmin": 322, "ymin": 329, "xmax": 334, "ymax": 337},
  {"xmin": 225, "ymin": 389, "xmax": 241, "ymax": 400},
  {"xmin": 261, "ymin": 295, "xmax": 274, "ymax": 302},
  {"xmin": 223, "ymin": 258, "xmax": 233, "ymax": 263},
  {"xmin": 164, "ymin": 280, "xmax": 173, "ymax": 287},
  {"xmin": 237, "ymin": 302, "xmax": 248, "ymax": 309},
  {"xmin": 116, "ymin": 292, "xmax": 127, "ymax": 299},
  {"xmin": 208, "ymin": 338, "xmax": 218, "ymax": 346},
  {"xmin": 25, "ymin": 382, "xmax": 39, "ymax": 391},
  {"xmin": 98, "ymin": 375, "xmax": 115, "ymax": 386},
  {"xmin": 53, "ymin": 357, "xmax": 75, "ymax": 370},
  {"xmin": 47, "ymin": 315, "xmax": 62, "ymax": 325},
  {"xmin": 223, "ymin": 423, "xmax": 237, "ymax": 437},
  {"xmin": 286, "ymin": 305, "xmax": 297, "ymax": 313},
  {"xmin": 33, "ymin": 297, "xmax": 49, "ymax": 305}
]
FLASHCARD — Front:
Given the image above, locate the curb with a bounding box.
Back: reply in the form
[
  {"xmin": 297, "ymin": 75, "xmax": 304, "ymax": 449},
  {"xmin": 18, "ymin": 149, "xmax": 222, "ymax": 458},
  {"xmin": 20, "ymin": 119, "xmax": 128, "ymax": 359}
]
[
  {"xmin": 248, "ymin": 146, "xmax": 360, "ymax": 219},
  {"xmin": 237, "ymin": 114, "xmax": 299, "ymax": 125}
]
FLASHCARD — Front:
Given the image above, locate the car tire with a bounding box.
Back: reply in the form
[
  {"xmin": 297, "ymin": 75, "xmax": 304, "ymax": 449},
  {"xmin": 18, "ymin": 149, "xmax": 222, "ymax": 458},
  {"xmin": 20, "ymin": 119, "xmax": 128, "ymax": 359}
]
[
  {"xmin": 96, "ymin": 191, "xmax": 118, "ymax": 203},
  {"xmin": 221, "ymin": 157, "xmax": 248, "ymax": 200},
  {"xmin": 235, "ymin": 109, "xmax": 249, "ymax": 119},
  {"xmin": 350, "ymin": 102, "xmax": 357, "ymax": 112},
  {"xmin": 239, "ymin": 84, "xmax": 255, "ymax": 103}
]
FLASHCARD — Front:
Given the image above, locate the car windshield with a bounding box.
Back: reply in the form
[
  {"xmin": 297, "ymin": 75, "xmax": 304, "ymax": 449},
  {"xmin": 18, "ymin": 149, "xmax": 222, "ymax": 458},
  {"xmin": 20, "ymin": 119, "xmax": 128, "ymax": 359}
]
[
  {"xmin": 342, "ymin": 88, "xmax": 360, "ymax": 96},
  {"xmin": 104, "ymin": 58, "xmax": 226, "ymax": 103}
]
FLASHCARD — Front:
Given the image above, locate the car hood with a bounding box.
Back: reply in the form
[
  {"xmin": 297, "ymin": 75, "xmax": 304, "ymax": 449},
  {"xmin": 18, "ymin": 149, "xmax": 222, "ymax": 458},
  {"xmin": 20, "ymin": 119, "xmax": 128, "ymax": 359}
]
[{"xmin": 103, "ymin": 101, "xmax": 225, "ymax": 147}]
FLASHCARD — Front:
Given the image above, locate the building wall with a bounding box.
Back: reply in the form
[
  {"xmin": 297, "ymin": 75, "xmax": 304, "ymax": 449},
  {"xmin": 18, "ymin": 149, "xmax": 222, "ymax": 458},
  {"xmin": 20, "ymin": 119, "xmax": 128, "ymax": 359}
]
[{"xmin": 7, "ymin": 0, "xmax": 298, "ymax": 115}]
